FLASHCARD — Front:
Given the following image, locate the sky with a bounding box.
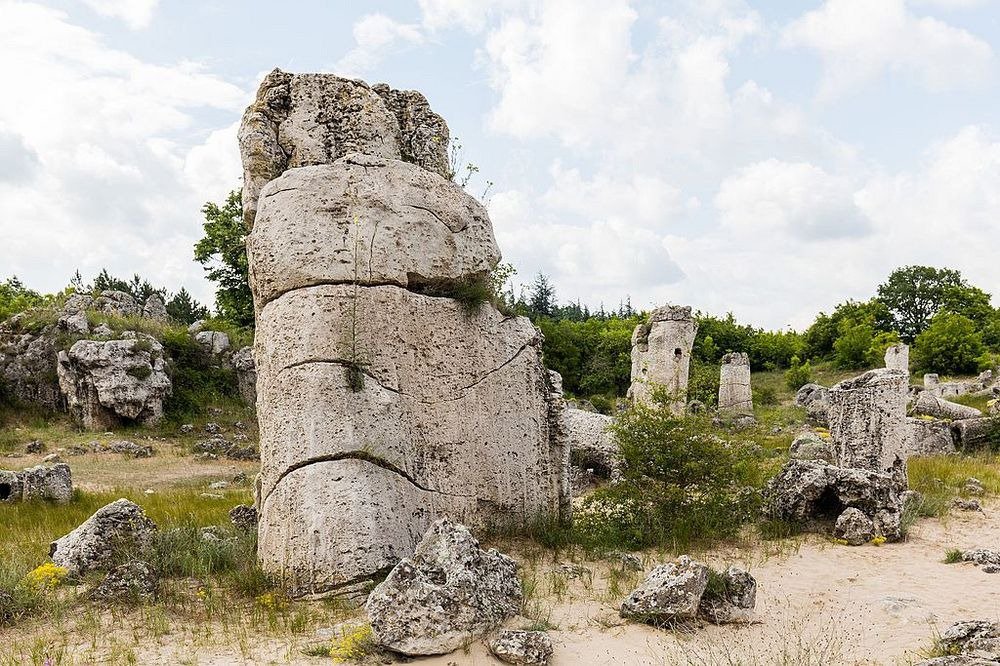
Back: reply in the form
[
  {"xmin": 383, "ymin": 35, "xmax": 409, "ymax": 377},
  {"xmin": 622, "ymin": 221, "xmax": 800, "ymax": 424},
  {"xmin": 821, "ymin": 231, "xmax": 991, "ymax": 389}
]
[{"xmin": 1, "ymin": 0, "xmax": 999, "ymax": 330}]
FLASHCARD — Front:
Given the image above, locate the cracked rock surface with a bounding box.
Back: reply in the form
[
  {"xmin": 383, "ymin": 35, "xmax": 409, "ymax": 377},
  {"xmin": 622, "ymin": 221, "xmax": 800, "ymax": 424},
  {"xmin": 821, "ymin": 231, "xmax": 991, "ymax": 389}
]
[{"xmin": 246, "ymin": 72, "xmax": 569, "ymax": 597}]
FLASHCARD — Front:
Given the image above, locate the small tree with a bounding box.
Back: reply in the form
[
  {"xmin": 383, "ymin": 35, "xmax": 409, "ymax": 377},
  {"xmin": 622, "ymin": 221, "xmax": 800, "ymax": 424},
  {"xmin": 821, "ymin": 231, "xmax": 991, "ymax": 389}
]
[
  {"xmin": 528, "ymin": 272, "xmax": 556, "ymax": 318},
  {"xmin": 194, "ymin": 191, "xmax": 254, "ymax": 328},
  {"xmin": 0, "ymin": 277, "xmax": 44, "ymax": 322},
  {"xmin": 913, "ymin": 312, "xmax": 985, "ymax": 375},
  {"xmin": 785, "ymin": 355, "xmax": 812, "ymax": 391},
  {"xmin": 165, "ymin": 288, "xmax": 210, "ymax": 324}
]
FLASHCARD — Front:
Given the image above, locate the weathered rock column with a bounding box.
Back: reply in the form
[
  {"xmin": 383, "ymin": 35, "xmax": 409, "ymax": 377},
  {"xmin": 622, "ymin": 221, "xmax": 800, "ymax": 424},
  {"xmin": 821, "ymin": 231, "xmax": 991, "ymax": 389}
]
[
  {"xmin": 243, "ymin": 71, "xmax": 569, "ymax": 597},
  {"xmin": 627, "ymin": 305, "xmax": 697, "ymax": 415},
  {"xmin": 828, "ymin": 369, "xmax": 909, "ymax": 480},
  {"xmin": 718, "ymin": 352, "xmax": 752, "ymax": 415},
  {"xmin": 884, "ymin": 343, "xmax": 909, "ymax": 374}
]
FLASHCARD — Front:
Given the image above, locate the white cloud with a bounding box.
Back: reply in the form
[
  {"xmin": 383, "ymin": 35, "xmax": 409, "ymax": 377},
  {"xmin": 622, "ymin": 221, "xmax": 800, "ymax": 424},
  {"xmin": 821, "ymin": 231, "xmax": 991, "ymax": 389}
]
[
  {"xmin": 914, "ymin": 0, "xmax": 990, "ymax": 9},
  {"xmin": 334, "ymin": 13, "xmax": 424, "ymax": 77},
  {"xmin": 81, "ymin": 0, "xmax": 159, "ymax": 29},
  {"xmin": 783, "ymin": 0, "xmax": 994, "ymax": 99},
  {"xmin": 0, "ymin": 2, "xmax": 247, "ymax": 303}
]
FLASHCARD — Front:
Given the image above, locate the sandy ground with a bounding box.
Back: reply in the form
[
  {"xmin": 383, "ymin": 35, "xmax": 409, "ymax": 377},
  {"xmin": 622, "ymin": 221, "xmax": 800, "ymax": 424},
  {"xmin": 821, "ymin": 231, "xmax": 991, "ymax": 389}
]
[{"xmin": 16, "ymin": 502, "xmax": 995, "ymax": 666}]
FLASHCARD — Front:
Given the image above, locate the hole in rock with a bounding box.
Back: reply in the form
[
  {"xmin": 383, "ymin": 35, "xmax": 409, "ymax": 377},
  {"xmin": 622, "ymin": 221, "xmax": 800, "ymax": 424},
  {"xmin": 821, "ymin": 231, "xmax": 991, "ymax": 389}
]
[
  {"xmin": 674, "ymin": 348, "xmax": 683, "ymax": 358},
  {"xmin": 0, "ymin": 483, "xmax": 11, "ymax": 501},
  {"xmin": 813, "ymin": 487, "xmax": 845, "ymax": 521}
]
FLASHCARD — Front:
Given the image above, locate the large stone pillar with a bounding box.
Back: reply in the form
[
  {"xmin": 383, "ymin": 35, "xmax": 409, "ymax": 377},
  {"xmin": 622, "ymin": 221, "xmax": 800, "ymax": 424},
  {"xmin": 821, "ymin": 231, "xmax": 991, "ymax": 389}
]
[
  {"xmin": 884, "ymin": 343, "xmax": 909, "ymax": 374},
  {"xmin": 718, "ymin": 352, "xmax": 752, "ymax": 415},
  {"xmin": 627, "ymin": 305, "xmax": 697, "ymax": 415},
  {"xmin": 828, "ymin": 369, "xmax": 909, "ymax": 479},
  {"xmin": 244, "ymin": 72, "xmax": 569, "ymax": 598}
]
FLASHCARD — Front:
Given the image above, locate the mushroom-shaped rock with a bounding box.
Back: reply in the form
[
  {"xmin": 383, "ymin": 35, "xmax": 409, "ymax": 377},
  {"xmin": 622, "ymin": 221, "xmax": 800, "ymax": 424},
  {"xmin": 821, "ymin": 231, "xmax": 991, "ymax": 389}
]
[
  {"xmin": 49, "ymin": 499, "xmax": 157, "ymax": 575},
  {"xmin": 488, "ymin": 630, "xmax": 554, "ymax": 665},
  {"xmin": 366, "ymin": 519, "xmax": 521, "ymax": 656},
  {"xmin": 620, "ymin": 555, "xmax": 708, "ymax": 623}
]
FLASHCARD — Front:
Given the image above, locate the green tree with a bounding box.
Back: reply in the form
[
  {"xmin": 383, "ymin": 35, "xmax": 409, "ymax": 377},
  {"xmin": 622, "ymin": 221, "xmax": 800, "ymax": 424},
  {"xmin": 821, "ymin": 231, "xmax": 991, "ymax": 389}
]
[
  {"xmin": 165, "ymin": 288, "xmax": 210, "ymax": 324},
  {"xmin": 877, "ymin": 266, "xmax": 967, "ymax": 342},
  {"xmin": 0, "ymin": 277, "xmax": 44, "ymax": 322},
  {"xmin": 528, "ymin": 272, "xmax": 557, "ymax": 318},
  {"xmin": 913, "ymin": 312, "xmax": 985, "ymax": 375},
  {"xmin": 833, "ymin": 318, "xmax": 876, "ymax": 370},
  {"xmin": 194, "ymin": 191, "xmax": 253, "ymax": 328}
]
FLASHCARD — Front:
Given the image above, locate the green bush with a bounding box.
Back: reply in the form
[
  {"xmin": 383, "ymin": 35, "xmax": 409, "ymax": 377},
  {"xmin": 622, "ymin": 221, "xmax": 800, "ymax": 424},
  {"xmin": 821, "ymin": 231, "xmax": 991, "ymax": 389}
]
[
  {"xmin": 784, "ymin": 356, "xmax": 813, "ymax": 391},
  {"xmin": 687, "ymin": 360, "xmax": 720, "ymax": 408},
  {"xmin": 160, "ymin": 328, "xmax": 239, "ymax": 420},
  {"xmin": 913, "ymin": 312, "xmax": 986, "ymax": 375},
  {"xmin": 752, "ymin": 384, "xmax": 778, "ymax": 407},
  {"xmin": 573, "ymin": 403, "xmax": 770, "ymax": 550}
]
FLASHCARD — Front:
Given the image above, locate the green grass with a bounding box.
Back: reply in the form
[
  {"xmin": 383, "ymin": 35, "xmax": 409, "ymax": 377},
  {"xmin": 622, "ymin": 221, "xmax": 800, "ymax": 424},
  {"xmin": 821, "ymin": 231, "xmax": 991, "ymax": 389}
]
[
  {"xmin": 951, "ymin": 393, "xmax": 992, "ymax": 413},
  {"xmin": 907, "ymin": 453, "xmax": 1000, "ymax": 518},
  {"xmin": 944, "ymin": 548, "xmax": 964, "ymax": 564}
]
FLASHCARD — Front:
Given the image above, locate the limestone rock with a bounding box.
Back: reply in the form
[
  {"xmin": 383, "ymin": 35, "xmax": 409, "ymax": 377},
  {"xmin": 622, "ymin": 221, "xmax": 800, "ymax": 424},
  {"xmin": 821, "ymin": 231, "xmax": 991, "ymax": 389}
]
[
  {"xmin": 231, "ymin": 346, "xmax": 257, "ymax": 406},
  {"xmin": 58, "ymin": 309, "xmax": 89, "ymax": 335},
  {"xmin": 884, "ymin": 343, "xmax": 909, "ymax": 373},
  {"xmin": 50, "ymin": 499, "xmax": 157, "ymax": 575},
  {"xmin": 952, "ymin": 418, "xmax": 997, "ymax": 451},
  {"xmin": 620, "ymin": 556, "xmax": 708, "ymax": 623},
  {"xmin": 766, "ymin": 459, "xmax": 904, "ymax": 541},
  {"xmin": 907, "ymin": 417, "xmax": 957, "ymax": 456},
  {"xmin": 828, "ymin": 369, "xmax": 909, "ymax": 477},
  {"xmin": 697, "ymin": 566, "xmax": 757, "ymax": 624},
  {"xmin": 366, "ymin": 519, "xmax": 521, "ymax": 656},
  {"xmin": 92, "ymin": 290, "xmax": 140, "ymax": 317},
  {"xmin": 789, "ymin": 432, "xmax": 835, "ymax": 463},
  {"xmin": 914, "ymin": 393, "xmax": 983, "ymax": 421},
  {"xmin": 106, "ymin": 440, "xmax": 153, "ymax": 458},
  {"xmin": 628, "ymin": 305, "xmax": 697, "ymax": 415},
  {"xmin": 796, "ymin": 383, "xmax": 831, "ymax": 425},
  {"xmin": 718, "ymin": 352, "xmax": 752, "ymax": 415},
  {"xmin": 0, "ymin": 463, "xmax": 72, "ymax": 503},
  {"xmin": 194, "ymin": 330, "xmax": 230, "ymax": 356},
  {"xmin": 238, "ymin": 70, "xmax": 449, "ymax": 227},
  {"xmin": 90, "ymin": 560, "xmax": 158, "ymax": 602},
  {"xmin": 57, "ymin": 336, "xmax": 171, "ymax": 430},
  {"xmin": 0, "ymin": 329, "xmax": 61, "ymax": 410},
  {"xmin": 937, "ymin": 621, "xmax": 1000, "ymax": 660},
  {"xmin": 834, "ymin": 507, "xmax": 874, "ymax": 545},
  {"xmin": 488, "ymin": 630, "xmax": 554, "ymax": 665},
  {"xmin": 247, "ymin": 157, "xmax": 498, "ymax": 305},
  {"xmin": 229, "ymin": 504, "xmax": 257, "ymax": 532},
  {"xmin": 141, "ymin": 295, "xmax": 169, "ymax": 322},
  {"xmin": 564, "ymin": 408, "xmax": 618, "ymax": 478}
]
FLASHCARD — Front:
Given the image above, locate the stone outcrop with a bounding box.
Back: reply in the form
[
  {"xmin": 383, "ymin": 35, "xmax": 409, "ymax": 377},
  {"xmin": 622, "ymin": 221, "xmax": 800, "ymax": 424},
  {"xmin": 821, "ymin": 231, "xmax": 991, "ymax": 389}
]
[
  {"xmin": 488, "ymin": 630, "xmax": 554, "ymax": 665},
  {"xmin": 0, "ymin": 327, "xmax": 61, "ymax": 410},
  {"xmin": 50, "ymin": 499, "xmax": 157, "ymax": 575},
  {"xmin": 952, "ymin": 418, "xmax": 997, "ymax": 450},
  {"xmin": 0, "ymin": 463, "xmax": 72, "ymax": 503},
  {"xmin": 884, "ymin": 343, "xmax": 909, "ymax": 373},
  {"xmin": 141, "ymin": 295, "xmax": 169, "ymax": 322},
  {"xmin": 238, "ymin": 69, "xmax": 450, "ymax": 228},
  {"xmin": 366, "ymin": 519, "xmax": 521, "ymax": 656},
  {"xmin": 788, "ymin": 432, "xmax": 835, "ymax": 463},
  {"xmin": 920, "ymin": 621, "xmax": 1000, "ymax": 663},
  {"xmin": 231, "ymin": 346, "xmax": 257, "ymax": 406},
  {"xmin": 767, "ymin": 458, "xmax": 904, "ymax": 540},
  {"xmin": 718, "ymin": 352, "xmax": 752, "ymax": 415},
  {"xmin": 914, "ymin": 392, "xmax": 983, "ymax": 421},
  {"xmin": 194, "ymin": 330, "xmax": 230, "ymax": 356},
  {"xmin": 828, "ymin": 369, "xmax": 909, "ymax": 479},
  {"xmin": 795, "ymin": 383, "xmax": 831, "ymax": 425},
  {"xmin": 57, "ymin": 335, "xmax": 171, "ymax": 430},
  {"xmin": 627, "ymin": 305, "xmax": 697, "ymax": 415},
  {"xmin": 245, "ymin": 73, "xmax": 568, "ymax": 597}
]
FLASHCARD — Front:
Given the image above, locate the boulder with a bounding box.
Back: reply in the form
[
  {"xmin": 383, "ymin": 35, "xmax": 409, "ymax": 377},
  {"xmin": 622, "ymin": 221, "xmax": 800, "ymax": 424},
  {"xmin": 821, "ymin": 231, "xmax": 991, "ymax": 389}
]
[
  {"xmin": 766, "ymin": 458, "xmax": 904, "ymax": 541},
  {"xmin": 884, "ymin": 343, "xmax": 909, "ymax": 373},
  {"xmin": 564, "ymin": 407, "xmax": 618, "ymax": 478},
  {"xmin": 58, "ymin": 309, "xmax": 89, "ymax": 335},
  {"xmin": 91, "ymin": 290, "xmax": 140, "ymax": 317},
  {"xmin": 49, "ymin": 499, "xmax": 157, "ymax": 575},
  {"xmin": 0, "ymin": 463, "xmax": 72, "ymax": 503},
  {"xmin": 952, "ymin": 418, "xmax": 997, "ymax": 450},
  {"xmin": 57, "ymin": 336, "xmax": 171, "ymax": 430},
  {"xmin": 238, "ymin": 70, "xmax": 449, "ymax": 228},
  {"xmin": 834, "ymin": 507, "xmax": 874, "ymax": 546},
  {"xmin": 0, "ymin": 329, "xmax": 61, "ymax": 410},
  {"xmin": 795, "ymin": 383, "xmax": 831, "ymax": 425},
  {"xmin": 828, "ymin": 369, "xmax": 909, "ymax": 477},
  {"xmin": 106, "ymin": 440, "xmax": 153, "ymax": 458},
  {"xmin": 907, "ymin": 417, "xmax": 957, "ymax": 456},
  {"xmin": 141, "ymin": 295, "xmax": 169, "ymax": 322},
  {"xmin": 194, "ymin": 330, "xmax": 230, "ymax": 356},
  {"xmin": 718, "ymin": 352, "xmax": 753, "ymax": 415},
  {"xmin": 697, "ymin": 565, "xmax": 756, "ymax": 624},
  {"xmin": 789, "ymin": 432, "xmax": 835, "ymax": 463},
  {"xmin": 90, "ymin": 560, "xmax": 158, "ymax": 602},
  {"xmin": 231, "ymin": 346, "xmax": 257, "ymax": 406},
  {"xmin": 246, "ymin": 157, "xmax": 499, "ymax": 304},
  {"xmin": 937, "ymin": 621, "xmax": 1000, "ymax": 660},
  {"xmin": 229, "ymin": 504, "xmax": 257, "ymax": 532},
  {"xmin": 366, "ymin": 519, "xmax": 521, "ymax": 656},
  {"xmin": 627, "ymin": 305, "xmax": 698, "ymax": 415},
  {"xmin": 620, "ymin": 556, "xmax": 708, "ymax": 623},
  {"xmin": 488, "ymin": 630, "xmax": 554, "ymax": 665},
  {"xmin": 914, "ymin": 393, "xmax": 983, "ymax": 421}
]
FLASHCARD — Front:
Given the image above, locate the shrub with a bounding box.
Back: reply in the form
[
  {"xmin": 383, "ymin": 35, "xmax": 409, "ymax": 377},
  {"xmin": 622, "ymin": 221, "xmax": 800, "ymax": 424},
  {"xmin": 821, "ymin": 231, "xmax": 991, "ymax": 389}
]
[
  {"xmin": 752, "ymin": 384, "xmax": 778, "ymax": 407},
  {"xmin": 160, "ymin": 328, "xmax": 239, "ymax": 420},
  {"xmin": 573, "ymin": 403, "xmax": 770, "ymax": 550},
  {"xmin": 785, "ymin": 356, "xmax": 813, "ymax": 391},
  {"xmin": 687, "ymin": 360, "xmax": 720, "ymax": 408},
  {"xmin": 913, "ymin": 312, "xmax": 985, "ymax": 375}
]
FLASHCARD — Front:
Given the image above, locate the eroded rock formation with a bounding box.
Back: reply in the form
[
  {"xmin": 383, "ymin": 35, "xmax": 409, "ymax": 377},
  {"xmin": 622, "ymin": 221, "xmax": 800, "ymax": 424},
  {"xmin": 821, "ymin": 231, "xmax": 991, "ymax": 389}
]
[
  {"xmin": 245, "ymin": 73, "xmax": 568, "ymax": 597},
  {"xmin": 627, "ymin": 305, "xmax": 697, "ymax": 415},
  {"xmin": 718, "ymin": 352, "xmax": 752, "ymax": 415},
  {"xmin": 828, "ymin": 369, "xmax": 909, "ymax": 478},
  {"xmin": 0, "ymin": 463, "xmax": 72, "ymax": 503},
  {"xmin": 884, "ymin": 343, "xmax": 909, "ymax": 374}
]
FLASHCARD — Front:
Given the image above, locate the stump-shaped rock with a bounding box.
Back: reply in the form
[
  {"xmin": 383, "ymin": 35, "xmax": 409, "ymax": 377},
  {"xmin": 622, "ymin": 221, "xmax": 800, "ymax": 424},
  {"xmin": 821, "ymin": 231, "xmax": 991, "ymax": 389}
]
[
  {"xmin": 884, "ymin": 343, "xmax": 909, "ymax": 373},
  {"xmin": 718, "ymin": 352, "xmax": 752, "ymax": 415},
  {"xmin": 907, "ymin": 417, "xmax": 956, "ymax": 456},
  {"xmin": 231, "ymin": 346, "xmax": 256, "ymax": 406},
  {"xmin": 828, "ymin": 369, "xmax": 909, "ymax": 478},
  {"xmin": 564, "ymin": 408, "xmax": 618, "ymax": 478},
  {"xmin": 366, "ymin": 519, "xmax": 521, "ymax": 656},
  {"xmin": 914, "ymin": 392, "xmax": 983, "ymax": 421},
  {"xmin": 627, "ymin": 305, "xmax": 697, "ymax": 415},
  {"xmin": 0, "ymin": 463, "xmax": 72, "ymax": 503},
  {"xmin": 50, "ymin": 499, "xmax": 157, "ymax": 575}
]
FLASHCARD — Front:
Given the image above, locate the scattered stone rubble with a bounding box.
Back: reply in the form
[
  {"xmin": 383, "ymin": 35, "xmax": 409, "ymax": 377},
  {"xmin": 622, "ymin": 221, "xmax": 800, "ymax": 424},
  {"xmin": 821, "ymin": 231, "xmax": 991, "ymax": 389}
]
[
  {"xmin": 627, "ymin": 305, "xmax": 697, "ymax": 415},
  {"xmin": 244, "ymin": 71, "xmax": 569, "ymax": 597},
  {"xmin": 366, "ymin": 519, "xmax": 521, "ymax": 656}
]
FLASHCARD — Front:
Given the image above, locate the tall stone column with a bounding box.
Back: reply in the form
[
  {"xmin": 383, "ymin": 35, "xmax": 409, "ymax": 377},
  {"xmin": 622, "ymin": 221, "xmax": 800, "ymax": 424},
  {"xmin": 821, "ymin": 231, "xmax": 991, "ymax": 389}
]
[
  {"xmin": 627, "ymin": 305, "xmax": 697, "ymax": 415},
  {"xmin": 884, "ymin": 343, "xmax": 909, "ymax": 374},
  {"xmin": 828, "ymin": 369, "xmax": 909, "ymax": 480},
  {"xmin": 718, "ymin": 352, "xmax": 752, "ymax": 415}
]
